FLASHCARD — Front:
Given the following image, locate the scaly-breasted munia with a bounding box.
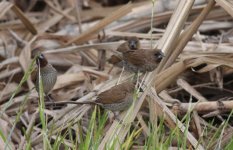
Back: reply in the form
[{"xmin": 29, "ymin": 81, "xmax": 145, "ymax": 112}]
[
  {"xmin": 122, "ymin": 49, "xmax": 164, "ymax": 73},
  {"xmin": 32, "ymin": 50, "xmax": 57, "ymax": 99},
  {"xmin": 108, "ymin": 36, "xmax": 140, "ymax": 68},
  {"xmin": 94, "ymin": 81, "xmax": 135, "ymax": 111},
  {"xmin": 45, "ymin": 81, "xmax": 137, "ymax": 112}
]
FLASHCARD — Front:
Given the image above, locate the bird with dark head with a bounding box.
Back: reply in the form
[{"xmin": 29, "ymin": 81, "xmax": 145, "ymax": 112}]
[
  {"xmin": 108, "ymin": 36, "xmax": 140, "ymax": 67},
  {"xmin": 127, "ymin": 36, "xmax": 140, "ymax": 50},
  {"xmin": 32, "ymin": 48, "xmax": 57, "ymax": 100},
  {"xmin": 94, "ymin": 81, "xmax": 136, "ymax": 112},
  {"xmin": 117, "ymin": 36, "xmax": 140, "ymax": 52},
  {"xmin": 36, "ymin": 53, "xmax": 48, "ymax": 68},
  {"xmin": 45, "ymin": 81, "xmax": 139, "ymax": 119},
  {"xmin": 122, "ymin": 49, "xmax": 164, "ymax": 73}
]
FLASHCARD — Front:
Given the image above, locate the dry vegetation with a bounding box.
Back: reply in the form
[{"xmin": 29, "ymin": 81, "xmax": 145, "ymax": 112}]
[{"xmin": 1, "ymin": 0, "xmax": 233, "ymax": 149}]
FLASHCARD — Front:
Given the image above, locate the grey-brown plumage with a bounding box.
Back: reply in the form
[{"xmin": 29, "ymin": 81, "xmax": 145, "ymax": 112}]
[
  {"xmin": 108, "ymin": 36, "xmax": 140, "ymax": 68},
  {"xmin": 35, "ymin": 53, "xmax": 57, "ymax": 95},
  {"xmin": 94, "ymin": 81, "xmax": 135, "ymax": 111},
  {"xmin": 45, "ymin": 81, "xmax": 136, "ymax": 112},
  {"xmin": 122, "ymin": 49, "xmax": 164, "ymax": 73}
]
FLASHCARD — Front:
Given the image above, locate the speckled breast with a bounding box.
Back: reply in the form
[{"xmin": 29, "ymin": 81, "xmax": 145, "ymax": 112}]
[
  {"xmin": 36, "ymin": 64, "xmax": 57, "ymax": 94},
  {"xmin": 101, "ymin": 96, "xmax": 133, "ymax": 112}
]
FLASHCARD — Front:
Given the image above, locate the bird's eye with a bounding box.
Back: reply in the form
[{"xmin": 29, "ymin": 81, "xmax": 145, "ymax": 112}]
[{"xmin": 154, "ymin": 51, "xmax": 165, "ymax": 59}]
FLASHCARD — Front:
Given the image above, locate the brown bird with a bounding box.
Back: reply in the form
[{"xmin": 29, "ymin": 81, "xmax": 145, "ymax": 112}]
[
  {"xmin": 32, "ymin": 50, "xmax": 57, "ymax": 100},
  {"xmin": 122, "ymin": 49, "xmax": 164, "ymax": 73},
  {"xmin": 94, "ymin": 81, "xmax": 135, "ymax": 112},
  {"xmin": 108, "ymin": 36, "xmax": 140, "ymax": 67},
  {"xmin": 45, "ymin": 81, "xmax": 137, "ymax": 115}
]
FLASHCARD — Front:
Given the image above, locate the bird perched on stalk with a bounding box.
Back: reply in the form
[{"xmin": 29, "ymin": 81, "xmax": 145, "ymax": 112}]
[
  {"xmin": 122, "ymin": 48, "xmax": 164, "ymax": 73},
  {"xmin": 94, "ymin": 81, "xmax": 136, "ymax": 112},
  {"xmin": 45, "ymin": 81, "xmax": 140, "ymax": 118},
  {"xmin": 108, "ymin": 36, "xmax": 164, "ymax": 73},
  {"xmin": 108, "ymin": 36, "xmax": 140, "ymax": 68},
  {"xmin": 31, "ymin": 48, "xmax": 57, "ymax": 101}
]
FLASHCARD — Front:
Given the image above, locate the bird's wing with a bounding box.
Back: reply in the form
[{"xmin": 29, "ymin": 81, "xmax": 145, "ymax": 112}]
[
  {"xmin": 116, "ymin": 42, "xmax": 127, "ymax": 52},
  {"xmin": 124, "ymin": 50, "xmax": 147, "ymax": 66},
  {"xmin": 96, "ymin": 86, "xmax": 129, "ymax": 104},
  {"xmin": 107, "ymin": 55, "xmax": 122, "ymax": 65}
]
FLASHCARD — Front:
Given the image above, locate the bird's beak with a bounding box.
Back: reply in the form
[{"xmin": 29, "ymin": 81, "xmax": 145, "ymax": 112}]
[
  {"xmin": 158, "ymin": 51, "xmax": 165, "ymax": 59},
  {"xmin": 139, "ymin": 87, "xmax": 144, "ymax": 92},
  {"xmin": 129, "ymin": 43, "xmax": 137, "ymax": 50}
]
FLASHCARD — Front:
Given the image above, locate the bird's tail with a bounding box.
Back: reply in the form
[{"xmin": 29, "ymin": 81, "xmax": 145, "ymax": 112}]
[{"xmin": 44, "ymin": 101, "xmax": 96, "ymax": 106}]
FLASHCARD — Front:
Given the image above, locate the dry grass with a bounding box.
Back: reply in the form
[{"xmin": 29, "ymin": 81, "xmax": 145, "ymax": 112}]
[{"xmin": 1, "ymin": 0, "xmax": 233, "ymax": 149}]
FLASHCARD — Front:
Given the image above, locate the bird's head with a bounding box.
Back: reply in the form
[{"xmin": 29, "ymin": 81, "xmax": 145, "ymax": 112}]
[
  {"xmin": 117, "ymin": 36, "xmax": 140, "ymax": 53},
  {"xmin": 154, "ymin": 50, "xmax": 165, "ymax": 62},
  {"xmin": 32, "ymin": 47, "xmax": 48, "ymax": 68},
  {"xmin": 127, "ymin": 36, "xmax": 140, "ymax": 50},
  {"xmin": 36, "ymin": 53, "xmax": 48, "ymax": 67}
]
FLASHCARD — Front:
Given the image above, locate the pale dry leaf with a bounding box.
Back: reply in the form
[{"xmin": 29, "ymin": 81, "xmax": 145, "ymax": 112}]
[{"xmin": 53, "ymin": 73, "xmax": 86, "ymax": 90}]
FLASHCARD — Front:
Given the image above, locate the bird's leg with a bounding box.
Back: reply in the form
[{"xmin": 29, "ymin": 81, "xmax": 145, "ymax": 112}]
[
  {"xmin": 107, "ymin": 111, "xmax": 114, "ymax": 123},
  {"xmin": 46, "ymin": 94, "xmax": 56, "ymax": 108},
  {"xmin": 112, "ymin": 112, "xmax": 124, "ymax": 125},
  {"xmin": 108, "ymin": 111, "xmax": 121, "ymax": 124},
  {"xmin": 46, "ymin": 94, "xmax": 53, "ymax": 102}
]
